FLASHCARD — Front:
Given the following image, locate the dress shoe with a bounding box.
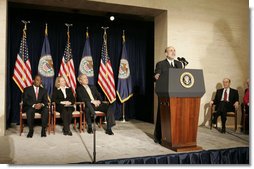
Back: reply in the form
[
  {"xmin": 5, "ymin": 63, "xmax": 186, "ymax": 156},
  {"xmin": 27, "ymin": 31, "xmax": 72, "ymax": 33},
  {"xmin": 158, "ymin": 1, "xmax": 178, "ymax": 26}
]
[
  {"xmin": 41, "ymin": 129, "xmax": 47, "ymax": 137},
  {"xmin": 105, "ymin": 129, "xmax": 114, "ymax": 135},
  {"xmin": 212, "ymin": 115, "xmax": 217, "ymax": 124},
  {"xmin": 63, "ymin": 130, "xmax": 72, "ymax": 136},
  {"xmin": 87, "ymin": 128, "xmax": 93, "ymax": 134},
  {"xmin": 221, "ymin": 127, "xmax": 226, "ymax": 133},
  {"xmin": 27, "ymin": 130, "xmax": 34, "ymax": 138},
  {"xmin": 154, "ymin": 138, "xmax": 161, "ymax": 144},
  {"xmin": 67, "ymin": 131, "xmax": 72, "ymax": 136}
]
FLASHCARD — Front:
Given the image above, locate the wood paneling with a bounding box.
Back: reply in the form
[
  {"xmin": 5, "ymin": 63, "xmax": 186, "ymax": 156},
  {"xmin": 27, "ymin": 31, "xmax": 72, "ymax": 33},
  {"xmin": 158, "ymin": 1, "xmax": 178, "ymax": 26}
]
[{"xmin": 160, "ymin": 97, "xmax": 202, "ymax": 152}]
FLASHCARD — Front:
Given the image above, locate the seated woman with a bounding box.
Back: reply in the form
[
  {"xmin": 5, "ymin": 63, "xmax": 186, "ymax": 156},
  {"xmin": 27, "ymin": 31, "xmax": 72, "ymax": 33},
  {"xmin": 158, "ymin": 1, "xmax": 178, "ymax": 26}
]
[{"xmin": 52, "ymin": 76, "xmax": 75, "ymax": 136}]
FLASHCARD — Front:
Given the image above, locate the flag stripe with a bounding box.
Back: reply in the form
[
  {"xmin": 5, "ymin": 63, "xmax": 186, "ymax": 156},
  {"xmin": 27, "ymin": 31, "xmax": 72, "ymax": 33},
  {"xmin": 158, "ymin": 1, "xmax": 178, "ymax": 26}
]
[
  {"xmin": 58, "ymin": 38, "xmax": 76, "ymax": 94},
  {"xmin": 99, "ymin": 64, "xmax": 115, "ymax": 95},
  {"xmin": 98, "ymin": 30, "xmax": 116, "ymax": 103},
  {"xmin": 12, "ymin": 31, "xmax": 33, "ymax": 93},
  {"xmin": 100, "ymin": 62, "xmax": 115, "ymax": 88},
  {"xmin": 98, "ymin": 74, "xmax": 115, "ymax": 99},
  {"xmin": 99, "ymin": 66, "xmax": 116, "ymax": 96}
]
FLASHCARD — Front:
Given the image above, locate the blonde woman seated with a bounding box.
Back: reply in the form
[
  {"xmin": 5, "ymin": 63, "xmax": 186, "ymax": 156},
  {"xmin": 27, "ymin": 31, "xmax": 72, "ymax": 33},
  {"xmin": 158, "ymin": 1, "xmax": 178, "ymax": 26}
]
[{"xmin": 52, "ymin": 76, "xmax": 75, "ymax": 136}]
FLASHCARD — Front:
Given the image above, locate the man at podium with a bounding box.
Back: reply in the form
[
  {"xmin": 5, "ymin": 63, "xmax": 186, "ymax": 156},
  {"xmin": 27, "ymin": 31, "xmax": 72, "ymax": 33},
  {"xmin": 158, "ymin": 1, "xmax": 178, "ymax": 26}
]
[{"xmin": 154, "ymin": 46, "xmax": 183, "ymax": 143}]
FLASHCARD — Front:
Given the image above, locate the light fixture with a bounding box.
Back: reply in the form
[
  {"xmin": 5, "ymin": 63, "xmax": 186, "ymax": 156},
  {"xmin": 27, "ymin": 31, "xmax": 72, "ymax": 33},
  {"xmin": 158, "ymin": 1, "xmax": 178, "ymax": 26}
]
[{"xmin": 109, "ymin": 15, "xmax": 115, "ymax": 21}]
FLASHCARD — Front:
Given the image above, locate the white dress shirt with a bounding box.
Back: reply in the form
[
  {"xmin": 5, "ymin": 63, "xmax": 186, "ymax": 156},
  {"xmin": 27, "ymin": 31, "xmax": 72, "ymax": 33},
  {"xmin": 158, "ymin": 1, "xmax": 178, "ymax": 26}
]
[
  {"xmin": 59, "ymin": 86, "xmax": 68, "ymax": 99},
  {"xmin": 167, "ymin": 58, "xmax": 175, "ymax": 67},
  {"xmin": 33, "ymin": 85, "xmax": 39, "ymax": 98},
  {"xmin": 83, "ymin": 85, "xmax": 95, "ymax": 101}
]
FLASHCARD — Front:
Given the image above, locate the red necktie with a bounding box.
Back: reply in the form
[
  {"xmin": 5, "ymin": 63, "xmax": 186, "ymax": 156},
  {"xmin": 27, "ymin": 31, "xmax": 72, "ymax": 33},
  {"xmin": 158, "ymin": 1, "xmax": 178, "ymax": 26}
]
[
  {"xmin": 223, "ymin": 89, "xmax": 227, "ymax": 101},
  {"xmin": 36, "ymin": 87, "xmax": 39, "ymax": 100}
]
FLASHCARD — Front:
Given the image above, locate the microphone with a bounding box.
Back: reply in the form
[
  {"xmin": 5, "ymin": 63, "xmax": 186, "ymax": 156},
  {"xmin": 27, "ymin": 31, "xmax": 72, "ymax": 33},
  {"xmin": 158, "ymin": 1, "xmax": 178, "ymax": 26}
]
[{"xmin": 177, "ymin": 57, "xmax": 189, "ymax": 67}]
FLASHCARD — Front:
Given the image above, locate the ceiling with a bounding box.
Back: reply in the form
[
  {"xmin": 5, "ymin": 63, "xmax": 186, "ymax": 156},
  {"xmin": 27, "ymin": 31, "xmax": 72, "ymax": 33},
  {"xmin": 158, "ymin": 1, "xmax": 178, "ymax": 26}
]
[{"xmin": 8, "ymin": 0, "xmax": 165, "ymax": 21}]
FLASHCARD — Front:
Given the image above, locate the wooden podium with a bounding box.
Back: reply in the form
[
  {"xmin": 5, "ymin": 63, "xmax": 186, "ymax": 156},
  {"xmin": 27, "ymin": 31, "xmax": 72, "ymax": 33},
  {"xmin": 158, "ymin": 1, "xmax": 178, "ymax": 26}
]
[{"xmin": 155, "ymin": 69, "xmax": 205, "ymax": 152}]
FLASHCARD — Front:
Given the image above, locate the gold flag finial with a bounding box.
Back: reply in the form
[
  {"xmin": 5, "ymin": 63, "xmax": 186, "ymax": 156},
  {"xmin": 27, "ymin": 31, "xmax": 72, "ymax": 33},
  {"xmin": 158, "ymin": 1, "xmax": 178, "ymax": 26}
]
[
  {"xmin": 86, "ymin": 27, "xmax": 89, "ymax": 38},
  {"xmin": 21, "ymin": 20, "xmax": 30, "ymax": 81},
  {"xmin": 122, "ymin": 30, "xmax": 126, "ymax": 43},
  {"xmin": 45, "ymin": 23, "xmax": 48, "ymax": 36},
  {"xmin": 65, "ymin": 23, "xmax": 73, "ymax": 43}
]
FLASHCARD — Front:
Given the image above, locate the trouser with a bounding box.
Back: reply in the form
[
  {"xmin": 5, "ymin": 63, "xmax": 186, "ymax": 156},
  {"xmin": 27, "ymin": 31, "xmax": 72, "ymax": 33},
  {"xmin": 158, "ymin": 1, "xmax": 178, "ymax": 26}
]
[
  {"xmin": 214, "ymin": 101, "xmax": 234, "ymax": 128},
  {"xmin": 57, "ymin": 105, "xmax": 74, "ymax": 132},
  {"xmin": 26, "ymin": 106, "xmax": 48, "ymax": 131},
  {"xmin": 85, "ymin": 102, "xmax": 115, "ymax": 130},
  {"xmin": 154, "ymin": 98, "xmax": 161, "ymax": 142}
]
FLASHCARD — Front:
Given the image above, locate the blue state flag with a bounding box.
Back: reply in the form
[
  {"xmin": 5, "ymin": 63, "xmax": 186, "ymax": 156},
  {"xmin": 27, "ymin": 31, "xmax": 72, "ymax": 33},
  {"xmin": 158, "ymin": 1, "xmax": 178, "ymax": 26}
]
[
  {"xmin": 116, "ymin": 31, "xmax": 133, "ymax": 103},
  {"xmin": 38, "ymin": 24, "xmax": 54, "ymax": 97},
  {"xmin": 79, "ymin": 29, "xmax": 94, "ymax": 85}
]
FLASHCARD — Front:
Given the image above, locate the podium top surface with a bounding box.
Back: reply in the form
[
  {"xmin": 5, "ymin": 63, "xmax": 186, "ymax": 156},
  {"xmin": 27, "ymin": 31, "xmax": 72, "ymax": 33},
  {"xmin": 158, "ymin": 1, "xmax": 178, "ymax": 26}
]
[{"xmin": 155, "ymin": 68, "xmax": 205, "ymax": 97}]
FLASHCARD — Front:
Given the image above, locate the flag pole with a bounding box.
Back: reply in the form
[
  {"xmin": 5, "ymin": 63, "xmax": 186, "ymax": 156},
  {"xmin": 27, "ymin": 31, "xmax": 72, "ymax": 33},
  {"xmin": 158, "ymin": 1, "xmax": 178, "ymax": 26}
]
[
  {"xmin": 122, "ymin": 30, "xmax": 126, "ymax": 122},
  {"xmin": 64, "ymin": 23, "xmax": 72, "ymax": 80},
  {"xmin": 21, "ymin": 20, "xmax": 30, "ymax": 81},
  {"xmin": 122, "ymin": 103, "xmax": 126, "ymax": 122}
]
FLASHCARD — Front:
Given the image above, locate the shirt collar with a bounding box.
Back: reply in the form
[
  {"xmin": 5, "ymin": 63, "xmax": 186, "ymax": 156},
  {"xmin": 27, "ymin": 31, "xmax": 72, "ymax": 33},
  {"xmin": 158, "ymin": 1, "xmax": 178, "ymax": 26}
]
[
  {"xmin": 82, "ymin": 84, "xmax": 89, "ymax": 88},
  {"xmin": 58, "ymin": 86, "xmax": 68, "ymax": 90},
  {"xmin": 33, "ymin": 85, "xmax": 39, "ymax": 89},
  {"xmin": 167, "ymin": 58, "xmax": 174, "ymax": 63}
]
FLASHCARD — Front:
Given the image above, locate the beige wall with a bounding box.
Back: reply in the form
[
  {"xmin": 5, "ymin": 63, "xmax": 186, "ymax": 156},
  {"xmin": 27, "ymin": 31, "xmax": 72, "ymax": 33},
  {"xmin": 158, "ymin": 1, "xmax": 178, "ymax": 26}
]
[
  {"xmin": 0, "ymin": 0, "xmax": 249, "ymax": 135},
  {"xmin": 0, "ymin": 0, "xmax": 7, "ymax": 136}
]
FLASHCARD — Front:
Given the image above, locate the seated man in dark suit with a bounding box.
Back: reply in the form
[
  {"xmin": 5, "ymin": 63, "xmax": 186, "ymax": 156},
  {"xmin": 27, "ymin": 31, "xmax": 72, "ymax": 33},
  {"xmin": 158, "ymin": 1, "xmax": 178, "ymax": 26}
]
[
  {"xmin": 210, "ymin": 78, "xmax": 239, "ymax": 133},
  {"xmin": 23, "ymin": 75, "xmax": 49, "ymax": 138},
  {"xmin": 76, "ymin": 74, "xmax": 115, "ymax": 135}
]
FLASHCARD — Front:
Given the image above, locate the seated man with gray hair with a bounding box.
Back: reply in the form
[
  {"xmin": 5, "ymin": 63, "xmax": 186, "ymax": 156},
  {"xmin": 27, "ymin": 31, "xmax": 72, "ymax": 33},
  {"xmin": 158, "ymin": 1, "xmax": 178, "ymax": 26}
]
[
  {"xmin": 210, "ymin": 78, "xmax": 239, "ymax": 133},
  {"xmin": 76, "ymin": 74, "xmax": 115, "ymax": 135}
]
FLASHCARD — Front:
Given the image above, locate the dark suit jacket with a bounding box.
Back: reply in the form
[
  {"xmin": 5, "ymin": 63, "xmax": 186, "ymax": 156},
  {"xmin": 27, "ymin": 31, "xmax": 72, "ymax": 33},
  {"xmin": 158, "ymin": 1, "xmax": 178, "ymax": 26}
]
[
  {"xmin": 23, "ymin": 86, "xmax": 48, "ymax": 112},
  {"xmin": 154, "ymin": 59, "xmax": 183, "ymax": 76},
  {"xmin": 76, "ymin": 85, "xmax": 102, "ymax": 103},
  {"xmin": 52, "ymin": 87, "xmax": 75, "ymax": 111},
  {"xmin": 213, "ymin": 88, "xmax": 239, "ymax": 111}
]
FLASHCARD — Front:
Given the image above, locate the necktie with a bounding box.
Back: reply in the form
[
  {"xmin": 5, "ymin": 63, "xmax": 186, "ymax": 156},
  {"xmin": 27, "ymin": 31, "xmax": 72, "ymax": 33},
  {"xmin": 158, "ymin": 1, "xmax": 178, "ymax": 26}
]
[
  {"xmin": 223, "ymin": 89, "xmax": 227, "ymax": 101},
  {"xmin": 171, "ymin": 62, "xmax": 174, "ymax": 68},
  {"xmin": 35, "ymin": 87, "xmax": 39, "ymax": 100}
]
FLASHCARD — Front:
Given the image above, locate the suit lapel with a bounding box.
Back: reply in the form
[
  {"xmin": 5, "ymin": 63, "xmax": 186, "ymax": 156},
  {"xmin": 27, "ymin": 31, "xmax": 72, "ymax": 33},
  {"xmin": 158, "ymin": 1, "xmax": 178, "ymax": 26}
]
[
  {"xmin": 81, "ymin": 85, "xmax": 91, "ymax": 101},
  {"xmin": 37, "ymin": 87, "xmax": 43, "ymax": 100},
  {"xmin": 164, "ymin": 59, "xmax": 171, "ymax": 68},
  {"xmin": 30, "ymin": 86, "xmax": 37, "ymax": 101}
]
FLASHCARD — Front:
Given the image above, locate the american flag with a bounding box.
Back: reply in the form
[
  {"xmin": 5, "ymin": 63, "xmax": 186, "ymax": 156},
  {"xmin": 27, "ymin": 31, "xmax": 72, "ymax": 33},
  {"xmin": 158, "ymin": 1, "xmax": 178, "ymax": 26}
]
[
  {"xmin": 12, "ymin": 26, "xmax": 33, "ymax": 92},
  {"xmin": 98, "ymin": 30, "xmax": 116, "ymax": 103},
  {"xmin": 58, "ymin": 32, "xmax": 76, "ymax": 94}
]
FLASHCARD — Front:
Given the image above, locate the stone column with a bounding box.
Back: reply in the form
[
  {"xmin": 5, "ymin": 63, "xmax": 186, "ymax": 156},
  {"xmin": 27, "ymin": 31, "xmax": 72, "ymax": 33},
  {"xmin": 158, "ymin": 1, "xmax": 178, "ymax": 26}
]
[{"xmin": 0, "ymin": 0, "xmax": 7, "ymax": 136}]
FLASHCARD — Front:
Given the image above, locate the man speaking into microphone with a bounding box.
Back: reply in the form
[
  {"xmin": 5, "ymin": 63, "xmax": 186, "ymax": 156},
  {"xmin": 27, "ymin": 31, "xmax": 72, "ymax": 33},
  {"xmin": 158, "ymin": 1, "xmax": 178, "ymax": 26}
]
[{"xmin": 153, "ymin": 46, "xmax": 183, "ymax": 144}]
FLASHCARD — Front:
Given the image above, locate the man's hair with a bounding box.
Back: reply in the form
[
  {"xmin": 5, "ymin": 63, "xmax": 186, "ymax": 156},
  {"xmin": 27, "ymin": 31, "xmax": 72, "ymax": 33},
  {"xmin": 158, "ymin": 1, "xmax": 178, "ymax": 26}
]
[
  {"xmin": 77, "ymin": 74, "xmax": 86, "ymax": 84},
  {"xmin": 223, "ymin": 78, "xmax": 231, "ymax": 83},
  {"xmin": 34, "ymin": 74, "xmax": 42, "ymax": 80},
  {"xmin": 164, "ymin": 46, "xmax": 174, "ymax": 53}
]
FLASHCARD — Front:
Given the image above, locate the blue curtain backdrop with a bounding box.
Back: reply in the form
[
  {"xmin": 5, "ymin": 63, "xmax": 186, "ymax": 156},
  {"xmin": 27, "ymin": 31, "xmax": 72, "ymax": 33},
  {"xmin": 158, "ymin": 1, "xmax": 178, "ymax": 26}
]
[{"xmin": 7, "ymin": 5, "xmax": 154, "ymax": 125}]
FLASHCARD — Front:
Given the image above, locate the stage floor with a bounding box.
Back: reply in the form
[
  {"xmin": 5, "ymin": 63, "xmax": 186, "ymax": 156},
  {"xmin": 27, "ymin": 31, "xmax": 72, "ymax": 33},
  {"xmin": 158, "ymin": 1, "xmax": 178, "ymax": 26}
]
[{"xmin": 0, "ymin": 120, "xmax": 249, "ymax": 164}]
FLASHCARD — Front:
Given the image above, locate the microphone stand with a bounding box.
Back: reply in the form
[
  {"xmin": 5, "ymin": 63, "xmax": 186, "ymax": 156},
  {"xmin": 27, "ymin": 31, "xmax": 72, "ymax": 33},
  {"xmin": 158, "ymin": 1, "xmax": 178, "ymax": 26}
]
[{"xmin": 93, "ymin": 112, "xmax": 96, "ymax": 163}]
